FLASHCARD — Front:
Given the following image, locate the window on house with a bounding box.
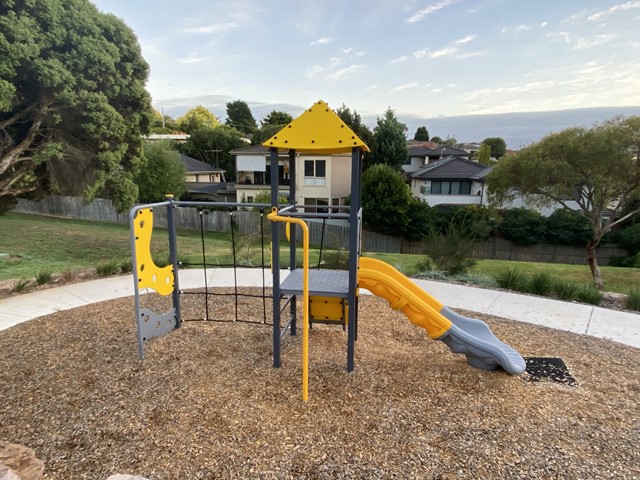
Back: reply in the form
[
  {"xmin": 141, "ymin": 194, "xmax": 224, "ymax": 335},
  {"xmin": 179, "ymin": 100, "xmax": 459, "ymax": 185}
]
[
  {"xmin": 430, "ymin": 180, "xmax": 471, "ymax": 195},
  {"xmin": 304, "ymin": 160, "xmax": 326, "ymax": 186},
  {"xmin": 304, "ymin": 197, "xmax": 329, "ymax": 213}
]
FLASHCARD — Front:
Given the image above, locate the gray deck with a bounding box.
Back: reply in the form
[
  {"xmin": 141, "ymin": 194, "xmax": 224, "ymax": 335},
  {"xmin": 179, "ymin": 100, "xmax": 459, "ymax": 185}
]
[{"xmin": 280, "ymin": 269, "xmax": 350, "ymax": 297}]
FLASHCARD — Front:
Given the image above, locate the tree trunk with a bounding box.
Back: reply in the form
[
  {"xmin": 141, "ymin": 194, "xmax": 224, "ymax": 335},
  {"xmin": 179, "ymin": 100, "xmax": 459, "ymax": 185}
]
[{"xmin": 586, "ymin": 240, "xmax": 603, "ymax": 290}]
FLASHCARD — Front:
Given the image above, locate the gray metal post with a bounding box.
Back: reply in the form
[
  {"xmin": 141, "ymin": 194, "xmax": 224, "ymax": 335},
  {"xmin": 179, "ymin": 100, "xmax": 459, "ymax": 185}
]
[
  {"xmin": 347, "ymin": 147, "xmax": 361, "ymax": 372},
  {"xmin": 270, "ymin": 148, "xmax": 282, "ymax": 367},
  {"xmin": 288, "ymin": 149, "xmax": 297, "ymax": 336},
  {"xmin": 166, "ymin": 196, "xmax": 181, "ymax": 328}
]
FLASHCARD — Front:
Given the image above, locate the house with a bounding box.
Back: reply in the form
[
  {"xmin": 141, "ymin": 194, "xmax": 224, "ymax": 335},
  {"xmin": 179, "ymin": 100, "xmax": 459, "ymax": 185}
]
[
  {"xmin": 145, "ymin": 133, "xmax": 190, "ymax": 143},
  {"xmin": 179, "ymin": 154, "xmax": 234, "ymax": 202},
  {"xmin": 403, "ymin": 144, "xmax": 470, "ymax": 174},
  {"xmin": 409, "ymin": 156, "xmax": 491, "ymax": 207},
  {"xmin": 230, "ymin": 145, "xmax": 352, "ymax": 211}
]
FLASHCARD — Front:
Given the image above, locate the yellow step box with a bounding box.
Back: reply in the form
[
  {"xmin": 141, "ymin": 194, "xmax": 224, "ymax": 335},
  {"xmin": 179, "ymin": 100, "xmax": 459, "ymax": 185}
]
[{"xmin": 309, "ymin": 296, "xmax": 348, "ymax": 325}]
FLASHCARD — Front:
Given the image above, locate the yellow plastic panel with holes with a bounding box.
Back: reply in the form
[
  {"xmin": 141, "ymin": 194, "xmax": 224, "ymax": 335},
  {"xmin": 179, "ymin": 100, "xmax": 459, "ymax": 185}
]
[
  {"xmin": 134, "ymin": 208, "xmax": 174, "ymax": 296},
  {"xmin": 262, "ymin": 100, "xmax": 370, "ymax": 154}
]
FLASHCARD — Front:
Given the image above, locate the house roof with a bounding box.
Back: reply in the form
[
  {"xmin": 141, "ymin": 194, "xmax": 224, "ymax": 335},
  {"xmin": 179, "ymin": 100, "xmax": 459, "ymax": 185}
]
[
  {"xmin": 407, "ymin": 145, "xmax": 471, "ymax": 159},
  {"xmin": 262, "ymin": 100, "xmax": 370, "ymax": 154},
  {"xmin": 410, "ymin": 156, "xmax": 492, "ymax": 181},
  {"xmin": 229, "ymin": 144, "xmax": 271, "ymax": 155},
  {"xmin": 179, "ymin": 154, "xmax": 225, "ymax": 173}
]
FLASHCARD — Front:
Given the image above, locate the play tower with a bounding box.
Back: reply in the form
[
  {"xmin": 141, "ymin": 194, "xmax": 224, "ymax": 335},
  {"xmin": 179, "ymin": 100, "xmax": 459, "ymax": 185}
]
[{"xmin": 264, "ymin": 100, "xmax": 368, "ymax": 375}]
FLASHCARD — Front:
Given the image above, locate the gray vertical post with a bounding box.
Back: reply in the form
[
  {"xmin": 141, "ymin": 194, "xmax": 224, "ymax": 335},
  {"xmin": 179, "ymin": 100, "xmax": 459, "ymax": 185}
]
[
  {"xmin": 270, "ymin": 148, "xmax": 282, "ymax": 367},
  {"xmin": 166, "ymin": 196, "xmax": 181, "ymax": 328},
  {"xmin": 347, "ymin": 147, "xmax": 361, "ymax": 372},
  {"xmin": 288, "ymin": 149, "xmax": 297, "ymax": 336}
]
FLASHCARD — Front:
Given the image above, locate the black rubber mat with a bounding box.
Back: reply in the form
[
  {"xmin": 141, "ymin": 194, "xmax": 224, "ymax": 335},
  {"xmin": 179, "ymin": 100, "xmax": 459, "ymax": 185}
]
[{"xmin": 525, "ymin": 357, "xmax": 578, "ymax": 387}]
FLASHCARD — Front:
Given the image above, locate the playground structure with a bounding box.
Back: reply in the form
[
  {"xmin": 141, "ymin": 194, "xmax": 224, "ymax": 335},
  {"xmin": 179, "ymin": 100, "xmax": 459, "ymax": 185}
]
[{"xmin": 130, "ymin": 100, "xmax": 526, "ymax": 401}]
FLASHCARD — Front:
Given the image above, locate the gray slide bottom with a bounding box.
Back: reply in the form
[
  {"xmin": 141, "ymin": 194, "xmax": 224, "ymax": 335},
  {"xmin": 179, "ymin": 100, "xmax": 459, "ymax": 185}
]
[{"xmin": 438, "ymin": 306, "xmax": 526, "ymax": 375}]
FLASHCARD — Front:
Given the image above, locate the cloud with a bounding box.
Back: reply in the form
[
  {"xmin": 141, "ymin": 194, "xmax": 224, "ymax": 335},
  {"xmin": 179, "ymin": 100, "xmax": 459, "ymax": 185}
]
[
  {"xmin": 588, "ymin": 1, "xmax": 640, "ymax": 21},
  {"xmin": 547, "ymin": 31, "xmax": 616, "ymax": 49},
  {"xmin": 391, "ymin": 82, "xmax": 419, "ymax": 93},
  {"xmin": 178, "ymin": 53, "xmax": 205, "ymax": 64},
  {"xmin": 310, "ymin": 37, "xmax": 332, "ymax": 46},
  {"xmin": 184, "ymin": 22, "xmax": 238, "ymax": 34},
  {"xmin": 413, "ymin": 33, "xmax": 476, "ymax": 59},
  {"xmin": 574, "ymin": 33, "xmax": 616, "ymax": 49},
  {"xmin": 327, "ymin": 64, "xmax": 366, "ymax": 81},
  {"xmin": 388, "ymin": 55, "xmax": 409, "ymax": 65},
  {"xmin": 342, "ymin": 47, "xmax": 353, "ymax": 54},
  {"xmin": 455, "ymin": 50, "xmax": 487, "ymax": 59},
  {"xmin": 541, "ymin": 21, "xmax": 548, "ymax": 27},
  {"xmin": 501, "ymin": 24, "xmax": 531, "ymax": 35},
  {"xmin": 406, "ymin": 0, "xmax": 462, "ymax": 24},
  {"xmin": 454, "ymin": 34, "xmax": 477, "ymax": 45}
]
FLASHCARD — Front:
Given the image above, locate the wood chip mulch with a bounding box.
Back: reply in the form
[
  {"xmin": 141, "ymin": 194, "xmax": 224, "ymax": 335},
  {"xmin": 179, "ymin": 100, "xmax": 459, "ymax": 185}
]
[{"xmin": 1, "ymin": 288, "xmax": 639, "ymax": 479}]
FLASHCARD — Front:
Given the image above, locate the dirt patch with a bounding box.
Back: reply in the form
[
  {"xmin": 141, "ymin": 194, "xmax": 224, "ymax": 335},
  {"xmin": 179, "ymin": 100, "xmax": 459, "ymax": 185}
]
[{"xmin": 0, "ymin": 290, "xmax": 639, "ymax": 479}]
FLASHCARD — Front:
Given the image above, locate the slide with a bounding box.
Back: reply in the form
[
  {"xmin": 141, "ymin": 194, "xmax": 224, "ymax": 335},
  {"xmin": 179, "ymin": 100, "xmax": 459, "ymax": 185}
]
[{"xmin": 358, "ymin": 257, "xmax": 526, "ymax": 375}]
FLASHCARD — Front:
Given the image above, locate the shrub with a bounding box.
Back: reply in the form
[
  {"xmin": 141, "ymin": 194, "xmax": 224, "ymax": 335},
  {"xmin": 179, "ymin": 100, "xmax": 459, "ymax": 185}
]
[
  {"xmin": 625, "ymin": 288, "xmax": 640, "ymax": 311},
  {"xmin": 321, "ymin": 249, "xmax": 349, "ymax": 270},
  {"xmin": 552, "ymin": 279, "xmax": 579, "ymax": 300},
  {"xmin": 35, "ymin": 270, "xmax": 53, "ymax": 285},
  {"xmin": 575, "ymin": 284, "xmax": 603, "ymax": 305},
  {"xmin": 405, "ymin": 201, "xmax": 442, "ymax": 241},
  {"xmin": 496, "ymin": 268, "xmax": 527, "ymax": 291},
  {"xmin": 423, "ymin": 227, "xmax": 477, "ymax": 275},
  {"xmin": 415, "ymin": 256, "xmax": 437, "ymax": 273},
  {"xmin": 445, "ymin": 205, "xmax": 496, "ymax": 240},
  {"xmin": 614, "ymin": 223, "xmax": 640, "ymax": 255},
  {"xmin": 96, "ymin": 260, "xmax": 120, "ymax": 277},
  {"xmin": 152, "ymin": 254, "xmax": 170, "ymax": 268},
  {"xmin": 119, "ymin": 259, "xmax": 133, "ymax": 273},
  {"xmin": 528, "ymin": 271, "xmax": 553, "ymax": 296},
  {"xmin": 452, "ymin": 272, "xmax": 499, "ymax": 289},
  {"xmin": 545, "ymin": 209, "xmax": 593, "ymax": 246},
  {"xmin": 12, "ymin": 278, "xmax": 30, "ymax": 292},
  {"xmin": 498, "ymin": 208, "xmax": 546, "ymax": 246}
]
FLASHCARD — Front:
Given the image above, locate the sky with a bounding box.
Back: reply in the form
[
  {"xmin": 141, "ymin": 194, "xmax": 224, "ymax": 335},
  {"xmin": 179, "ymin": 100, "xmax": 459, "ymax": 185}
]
[{"xmin": 90, "ymin": 0, "xmax": 640, "ymax": 146}]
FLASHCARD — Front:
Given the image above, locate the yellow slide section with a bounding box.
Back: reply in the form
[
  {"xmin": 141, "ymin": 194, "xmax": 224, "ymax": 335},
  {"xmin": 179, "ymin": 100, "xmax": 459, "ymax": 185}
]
[{"xmin": 358, "ymin": 257, "xmax": 452, "ymax": 339}]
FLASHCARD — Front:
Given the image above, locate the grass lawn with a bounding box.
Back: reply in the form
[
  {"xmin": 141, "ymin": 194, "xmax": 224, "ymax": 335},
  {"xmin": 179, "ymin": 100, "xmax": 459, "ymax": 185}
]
[
  {"xmin": 471, "ymin": 260, "xmax": 640, "ymax": 294},
  {"xmin": 2, "ymin": 212, "xmax": 639, "ymax": 294}
]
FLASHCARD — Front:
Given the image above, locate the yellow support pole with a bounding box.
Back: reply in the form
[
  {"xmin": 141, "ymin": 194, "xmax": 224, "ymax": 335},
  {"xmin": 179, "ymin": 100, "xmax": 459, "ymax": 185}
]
[{"xmin": 267, "ymin": 208, "xmax": 311, "ymax": 402}]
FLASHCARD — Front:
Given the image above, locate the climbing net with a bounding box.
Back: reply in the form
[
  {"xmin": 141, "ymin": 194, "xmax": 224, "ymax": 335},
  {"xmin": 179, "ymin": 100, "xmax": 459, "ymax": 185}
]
[{"xmin": 178, "ymin": 206, "xmax": 271, "ymax": 326}]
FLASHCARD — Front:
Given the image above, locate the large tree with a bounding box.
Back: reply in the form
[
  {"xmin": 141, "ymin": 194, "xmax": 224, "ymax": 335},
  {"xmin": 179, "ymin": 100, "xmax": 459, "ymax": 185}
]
[
  {"xmin": 136, "ymin": 141, "xmax": 186, "ymax": 202},
  {"xmin": 179, "ymin": 125, "xmax": 247, "ymax": 182},
  {"xmin": 371, "ymin": 107, "xmax": 407, "ymax": 171},
  {"xmin": 487, "ymin": 116, "xmax": 640, "ymax": 289},
  {"xmin": 361, "ymin": 163, "xmax": 412, "ymax": 235},
  {"xmin": 176, "ymin": 105, "xmax": 219, "ymax": 133},
  {"xmin": 335, "ymin": 104, "xmax": 376, "ymax": 162},
  {"xmin": 260, "ymin": 110, "xmax": 293, "ymax": 127},
  {"xmin": 482, "ymin": 137, "xmax": 507, "ymax": 159},
  {"xmin": 253, "ymin": 110, "xmax": 294, "ymax": 144},
  {"xmin": 225, "ymin": 100, "xmax": 257, "ymax": 135},
  {"xmin": 0, "ymin": 0, "xmax": 153, "ymax": 212},
  {"xmin": 414, "ymin": 126, "xmax": 429, "ymax": 141}
]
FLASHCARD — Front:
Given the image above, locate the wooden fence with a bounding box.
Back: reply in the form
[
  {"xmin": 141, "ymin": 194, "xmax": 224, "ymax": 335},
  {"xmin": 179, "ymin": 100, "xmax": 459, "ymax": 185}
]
[{"xmin": 12, "ymin": 195, "xmax": 628, "ymax": 265}]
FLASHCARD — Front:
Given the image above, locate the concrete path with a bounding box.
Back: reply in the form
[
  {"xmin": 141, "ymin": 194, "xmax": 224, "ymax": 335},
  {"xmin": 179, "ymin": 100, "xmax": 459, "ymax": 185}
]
[{"xmin": 0, "ymin": 268, "xmax": 638, "ymax": 349}]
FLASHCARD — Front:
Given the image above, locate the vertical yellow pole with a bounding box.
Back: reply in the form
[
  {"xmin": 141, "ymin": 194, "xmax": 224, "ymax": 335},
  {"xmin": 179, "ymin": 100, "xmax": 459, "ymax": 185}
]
[{"xmin": 268, "ymin": 209, "xmax": 310, "ymax": 401}]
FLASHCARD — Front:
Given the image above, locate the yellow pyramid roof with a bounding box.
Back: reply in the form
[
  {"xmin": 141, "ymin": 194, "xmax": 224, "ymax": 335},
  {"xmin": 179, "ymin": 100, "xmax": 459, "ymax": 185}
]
[{"xmin": 262, "ymin": 100, "xmax": 370, "ymax": 154}]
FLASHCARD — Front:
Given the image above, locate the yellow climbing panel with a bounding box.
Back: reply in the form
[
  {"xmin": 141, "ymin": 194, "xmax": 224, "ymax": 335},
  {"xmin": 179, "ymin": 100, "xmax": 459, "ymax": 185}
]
[
  {"xmin": 133, "ymin": 208, "xmax": 175, "ymax": 296},
  {"xmin": 262, "ymin": 100, "xmax": 370, "ymax": 154}
]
